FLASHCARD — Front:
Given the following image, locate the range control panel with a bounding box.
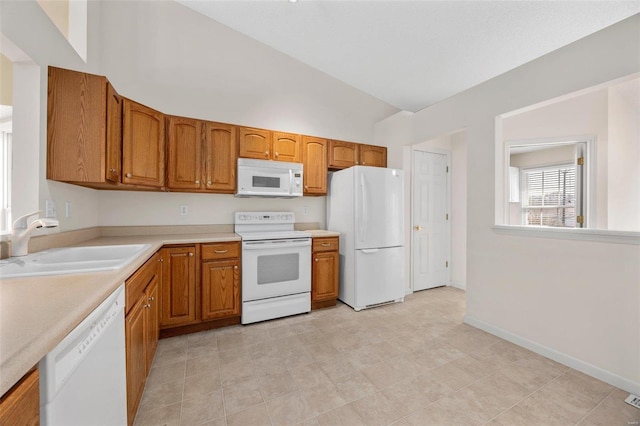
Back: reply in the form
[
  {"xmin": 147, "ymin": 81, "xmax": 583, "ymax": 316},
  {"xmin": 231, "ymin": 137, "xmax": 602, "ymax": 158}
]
[{"xmin": 234, "ymin": 212, "xmax": 296, "ymax": 225}]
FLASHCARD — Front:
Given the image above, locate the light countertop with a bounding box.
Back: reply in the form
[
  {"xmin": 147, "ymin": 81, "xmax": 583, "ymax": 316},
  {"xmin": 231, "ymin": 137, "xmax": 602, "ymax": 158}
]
[
  {"xmin": 0, "ymin": 232, "xmax": 239, "ymax": 396},
  {"xmin": 0, "ymin": 230, "xmax": 340, "ymax": 396},
  {"xmin": 307, "ymin": 230, "xmax": 341, "ymax": 237}
]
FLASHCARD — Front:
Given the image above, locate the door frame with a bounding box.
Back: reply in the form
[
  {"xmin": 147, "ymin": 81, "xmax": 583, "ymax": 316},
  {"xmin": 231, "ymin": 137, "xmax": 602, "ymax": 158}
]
[{"xmin": 410, "ymin": 147, "xmax": 452, "ymax": 292}]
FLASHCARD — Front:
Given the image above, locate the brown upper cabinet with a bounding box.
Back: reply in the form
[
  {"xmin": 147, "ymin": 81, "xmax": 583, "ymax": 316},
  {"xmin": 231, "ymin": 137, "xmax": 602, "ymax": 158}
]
[
  {"xmin": 302, "ymin": 136, "xmax": 328, "ymax": 195},
  {"xmin": 122, "ymin": 99, "xmax": 165, "ymax": 189},
  {"xmin": 239, "ymin": 127, "xmax": 301, "ymax": 163},
  {"xmin": 167, "ymin": 117, "xmax": 237, "ymax": 193},
  {"xmin": 359, "ymin": 144, "xmax": 387, "ymax": 168},
  {"xmin": 167, "ymin": 116, "xmax": 202, "ymax": 190},
  {"xmin": 328, "ymin": 140, "xmax": 359, "ymax": 170},
  {"xmin": 272, "ymin": 131, "xmax": 301, "ymax": 162},
  {"xmin": 204, "ymin": 122, "xmax": 237, "ymax": 192},
  {"xmin": 48, "ymin": 67, "xmax": 164, "ymax": 190},
  {"xmin": 328, "ymin": 140, "xmax": 387, "ymax": 170},
  {"xmin": 48, "ymin": 66, "xmax": 388, "ymax": 194},
  {"xmin": 47, "ymin": 66, "xmax": 122, "ymax": 186}
]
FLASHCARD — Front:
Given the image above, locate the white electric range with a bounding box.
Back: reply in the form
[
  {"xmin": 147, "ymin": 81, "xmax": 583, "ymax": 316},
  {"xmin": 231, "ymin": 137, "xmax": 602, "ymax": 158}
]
[{"xmin": 234, "ymin": 212, "xmax": 311, "ymax": 324}]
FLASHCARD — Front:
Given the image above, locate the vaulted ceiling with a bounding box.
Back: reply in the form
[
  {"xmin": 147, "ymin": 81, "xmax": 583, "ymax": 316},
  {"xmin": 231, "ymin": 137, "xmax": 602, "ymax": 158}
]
[{"xmin": 178, "ymin": 1, "xmax": 640, "ymax": 112}]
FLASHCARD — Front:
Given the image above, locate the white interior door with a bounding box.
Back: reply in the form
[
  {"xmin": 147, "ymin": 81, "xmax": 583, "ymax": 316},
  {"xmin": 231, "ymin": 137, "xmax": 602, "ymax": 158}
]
[{"xmin": 412, "ymin": 150, "xmax": 450, "ymax": 291}]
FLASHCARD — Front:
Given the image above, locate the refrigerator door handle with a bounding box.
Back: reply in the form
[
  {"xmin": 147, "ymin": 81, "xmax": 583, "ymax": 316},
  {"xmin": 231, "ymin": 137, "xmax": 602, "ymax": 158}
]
[
  {"xmin": 361, "ymin": 249, "xmax": 379, "ymax": 254},
  {"xmin": 360, "ymin": 175, "xmax": 368, "ymax": 242}
]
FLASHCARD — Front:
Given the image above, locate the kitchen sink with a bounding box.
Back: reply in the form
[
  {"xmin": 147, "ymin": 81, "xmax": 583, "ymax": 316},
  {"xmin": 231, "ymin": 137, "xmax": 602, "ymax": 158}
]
[{"xmin": 0, "ymin": 244, "xmax": 151, "ymax": 279}]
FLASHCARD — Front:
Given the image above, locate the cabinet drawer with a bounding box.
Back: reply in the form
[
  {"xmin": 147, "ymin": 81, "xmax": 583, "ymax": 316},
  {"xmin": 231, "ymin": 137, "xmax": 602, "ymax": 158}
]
[
  {"xmin": 312, "ymin": 237, "xmax": 339, "ymax": 252},
  {"xmin": 201, "ymin": 242, "xmax": 240, "ymax": 260},
  {"xmin": 126, "ymin": 252, "xmax": 160, "ymax": 314}
]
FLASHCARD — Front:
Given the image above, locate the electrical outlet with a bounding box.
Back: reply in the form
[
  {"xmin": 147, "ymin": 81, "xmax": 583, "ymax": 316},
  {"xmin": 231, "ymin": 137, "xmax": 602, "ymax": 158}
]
[
  {"xmin": 180, "ymin": 205, "xmax": 188, "ymax": 216},
  {"xmin": 65, "ymin": 201, "xmax": 72, "ymax": 218},
  {"xmin": 45, "ymin": 200, "xmax": 57, "ymax": 218},
  {"xmin": 303, "ymin": 206, "xmax": 309, "ymax": 215}
]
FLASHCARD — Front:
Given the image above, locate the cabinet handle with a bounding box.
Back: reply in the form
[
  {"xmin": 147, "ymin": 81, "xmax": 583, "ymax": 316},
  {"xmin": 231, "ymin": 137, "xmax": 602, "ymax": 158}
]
[
  {"xmin": 109, "ymin": 168, "xmax": 116, "ymax": 173},
  {"xmin": 195, "ymin": 180, "xmax": 200, "ymax": 184},
  {"xmin": 321, "ymin": 243, "xmax": 332, "ymax": 247},
  {"xmin": 159, "ymin": 258, "xmax": 163, "ymax": 262},
  {"xmin": 148, "ymin": 296, "xmax": 154, "ymax": 301},
  {"xmin": 189, "ymin": 252, "xmax": 194, "ymax": 257},
  {"xmin": 214, "ymin": 250, "xmax": 228, "ymax": 254},
  {"xmin": 234, "ymin": 265, "xmax": 238, "ymax": 269},
  {"xmin": 125, "ymin": 173, "xmax": 132, "ymax": 178},
  {"xmin": 315, "ymin": 258, "xmax": 318, "ymax": 262},
  {"xmin": 362, "ymin": 162, "xmax": 366, "ymax": 165},
  {"xmin": 304, "ymin": 185, "xmax": 308, "ymax": 190},
  {"xmin": 275, "ymin": 151, "xmax": 279, "ymax": 158},
  {"xmin": 207, "ymin": 180, "xmax": 212, "ymax": 185},
  {"xmin": 265, "ymin": 150, "xmax": 269, "ymax": 158},
  {"xmin": 145, "ymin": 304, "xmax": 150, "ymax": 309}
]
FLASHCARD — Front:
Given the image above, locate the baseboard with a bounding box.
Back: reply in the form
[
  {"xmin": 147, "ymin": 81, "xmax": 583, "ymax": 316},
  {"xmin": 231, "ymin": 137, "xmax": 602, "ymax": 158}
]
[
  {"xmin": 464, "ymin": 314, "xmax": 640, "ymax": 395},
  {"xmin": 405, "ymin": 288, "xmax": 414, "ymax": 296}
]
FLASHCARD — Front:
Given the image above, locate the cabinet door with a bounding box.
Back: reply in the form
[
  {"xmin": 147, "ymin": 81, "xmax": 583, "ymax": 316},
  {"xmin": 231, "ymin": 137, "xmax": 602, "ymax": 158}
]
[
  {"xmin": 302, "ymin": 136, "xmax": 327, "ymax": 195},
  {"xmin": 239, "ymin": 127, "xmax": 271, "ymax": 160},
  {"xmin": 312, "ymin": 251, "xmax": 339, "ymax": 301},
  {"xmin": 201, "ymin": 259, "xmax": 240, "ymax": 320},
  {"xmin": 272, "ymin": 132, "xmax": 301, "ymax": 163},
  {"xmin": 125, "ymin": 295, "xmax": 146, "ymax": 426},
  {"xmin": 144, "ymin": 276, "xmax": 159, "ymax": 374},
  {"xmin": 328, "ymin": 140, "xmax": 359, "ymax": 169},
  {"xmin": 122, "ymin": 99, "xmax": 165, "ymax": 188},
  {"xmin": 106, "ymin": 83, "xmax": 123, "ymax": 184},
  {"xmin": 167, "ymin": 116, "xmax": 203, "ymax": 190},
  {"xmin": 0, "ymin": 369, "xmax": 39, "ymax": 426},
  {"xmin": 47, "ymin": 66, "xmax": 107, "ymax": 183},
  {"xmin": 160, "ymin": 247, "xmax": 197, "ymax": 327},
  {"xmin": 360, "ymin": 144, "xmax": 387, "ymax": 168},
  {"xmin": 204, "ymin": 122, "xmax": 237, "ymax": 192}
]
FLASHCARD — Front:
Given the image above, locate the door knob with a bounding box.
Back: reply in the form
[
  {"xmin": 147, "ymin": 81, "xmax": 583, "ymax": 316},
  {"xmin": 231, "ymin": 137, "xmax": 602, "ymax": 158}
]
[{"xmin": 413, "ymin": 225, "xmax": 423, "ymax": 231}]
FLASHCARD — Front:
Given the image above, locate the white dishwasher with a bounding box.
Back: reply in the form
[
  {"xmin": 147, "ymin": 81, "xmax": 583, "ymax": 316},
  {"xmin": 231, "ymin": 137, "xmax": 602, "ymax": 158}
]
[{"xmin": 39, "ymin": 284, "xmax": 127, "ymax": 426}]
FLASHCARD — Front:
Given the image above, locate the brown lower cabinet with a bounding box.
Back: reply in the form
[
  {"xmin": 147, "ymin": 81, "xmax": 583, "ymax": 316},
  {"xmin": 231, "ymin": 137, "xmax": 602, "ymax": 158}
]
[
  {"xmin": 159, "ymin": 246, "xmax": 198, "ymax": 328},
  {"xmin": 0, "ymin": 369, "xmax": 39, "ymax": 426},
  {"xmin": 201, "ymin": 242, "xmax": 241, "ymax": 320},
  {"xmin": 311, "ymin": 237, "xmax": 340, "ymax": 309},
  {"xmin": 159, "ymin": 242, "xmax": 242, "ymax": 337},
  {"xmin": 125, "ymin": 253, "xmax": 160, "ymax": 426}
]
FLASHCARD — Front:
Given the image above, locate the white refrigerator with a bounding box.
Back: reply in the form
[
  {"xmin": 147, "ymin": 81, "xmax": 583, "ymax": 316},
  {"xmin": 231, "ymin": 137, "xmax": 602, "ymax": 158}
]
[{"xmin": 327, "ymin": 166, "xmax": 405, "ymax": 311}]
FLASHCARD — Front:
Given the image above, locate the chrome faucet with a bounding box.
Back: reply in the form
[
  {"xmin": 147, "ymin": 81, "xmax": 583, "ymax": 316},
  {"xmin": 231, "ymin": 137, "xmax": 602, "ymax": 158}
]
[{"xmin": 11, "ymin": 211, "xmax": 59, "ymax": 257}]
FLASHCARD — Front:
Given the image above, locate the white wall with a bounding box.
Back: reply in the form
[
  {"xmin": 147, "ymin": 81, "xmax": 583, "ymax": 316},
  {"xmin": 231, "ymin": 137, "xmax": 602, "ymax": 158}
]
[
  {"xmin": 98, "ymin": 191, "xmax": 326, "ymax": 228},
  {"xmin": 1, "ymin": 0, "xmax": 397, "ymax": 232},
  {"xmin": 377, "ymin": 15, "xmax": 640, "ymax": 393},
  {"xmin": 608, "ymin": 79, "xmax": 640, "ymax": 231}
]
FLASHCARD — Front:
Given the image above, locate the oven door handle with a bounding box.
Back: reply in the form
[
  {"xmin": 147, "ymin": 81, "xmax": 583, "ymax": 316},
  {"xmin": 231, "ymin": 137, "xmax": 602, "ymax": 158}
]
[{"xmin": 243, "ymin": 241, "xmax": 311, "ymax": 250}]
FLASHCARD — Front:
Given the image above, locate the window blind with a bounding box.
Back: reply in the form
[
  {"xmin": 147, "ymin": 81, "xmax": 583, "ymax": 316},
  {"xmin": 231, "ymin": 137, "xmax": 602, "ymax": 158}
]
[{"xmin": 522, "ymin": 165, "xmax": 576, "ymax": 227}]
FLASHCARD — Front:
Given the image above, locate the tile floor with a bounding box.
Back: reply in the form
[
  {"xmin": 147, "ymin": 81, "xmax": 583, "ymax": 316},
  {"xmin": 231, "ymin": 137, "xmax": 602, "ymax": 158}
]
[{"xmin": 134, "ymin": 287, "xmax": 640, "ymax": 426}]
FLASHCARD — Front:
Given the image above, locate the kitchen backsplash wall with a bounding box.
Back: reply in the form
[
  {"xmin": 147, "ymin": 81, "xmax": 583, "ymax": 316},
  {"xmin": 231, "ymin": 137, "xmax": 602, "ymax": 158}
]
[{"xmin": 97, "ymin": 191, "xmax": 327, "ymax": 229}]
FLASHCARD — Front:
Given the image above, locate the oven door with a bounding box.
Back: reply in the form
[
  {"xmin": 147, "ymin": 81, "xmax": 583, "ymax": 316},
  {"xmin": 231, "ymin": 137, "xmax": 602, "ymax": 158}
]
[{"xmin": 242, "ymin": 238, "xmax": 311, "ymax": 302}]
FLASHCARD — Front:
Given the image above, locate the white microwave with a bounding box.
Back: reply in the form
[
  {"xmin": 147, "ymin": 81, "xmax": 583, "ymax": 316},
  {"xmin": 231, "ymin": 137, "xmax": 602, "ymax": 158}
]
[{"xmin": 236, "ymin": 158, "xmax": 304, "ymax": 198}]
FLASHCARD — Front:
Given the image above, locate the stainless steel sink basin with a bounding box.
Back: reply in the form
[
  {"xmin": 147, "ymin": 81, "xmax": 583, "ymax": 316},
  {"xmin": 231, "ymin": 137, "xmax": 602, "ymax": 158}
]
[{"xmin": 0, "ymin": 244, "xmax": 151, "ymax": 279}]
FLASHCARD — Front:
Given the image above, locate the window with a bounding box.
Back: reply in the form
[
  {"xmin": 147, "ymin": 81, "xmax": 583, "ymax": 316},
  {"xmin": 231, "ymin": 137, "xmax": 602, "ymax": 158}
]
[{"xmin": 521, "ymin": 164, "xmax": 576, "ymax": 227}]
